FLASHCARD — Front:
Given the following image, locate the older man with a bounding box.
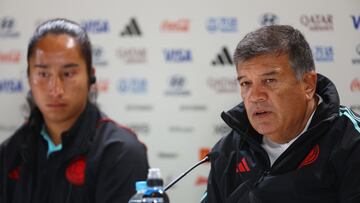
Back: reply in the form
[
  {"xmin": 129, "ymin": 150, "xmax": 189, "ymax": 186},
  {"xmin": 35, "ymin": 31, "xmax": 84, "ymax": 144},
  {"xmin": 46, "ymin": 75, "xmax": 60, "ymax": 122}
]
[{"xmin": 202, "ymin": 25, "xmax": 360, "ymax": 203}]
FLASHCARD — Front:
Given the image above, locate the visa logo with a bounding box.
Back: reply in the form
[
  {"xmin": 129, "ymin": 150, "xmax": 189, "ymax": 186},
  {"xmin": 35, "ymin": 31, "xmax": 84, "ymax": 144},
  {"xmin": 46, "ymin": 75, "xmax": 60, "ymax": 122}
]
[
  {"xmin": 351, "ymin": 15, "xmax": 360, "ymax": 30},
  {"xmin": 0, "ymin": 79, "xmax": 23, "ymax": 93},
  {"xmin": 81, "ymin": 20, "xmax": 109, "ymax": 33},
  {"xmin": 164, "ymin": 49, "xmax": 192, "ymax": 62}
]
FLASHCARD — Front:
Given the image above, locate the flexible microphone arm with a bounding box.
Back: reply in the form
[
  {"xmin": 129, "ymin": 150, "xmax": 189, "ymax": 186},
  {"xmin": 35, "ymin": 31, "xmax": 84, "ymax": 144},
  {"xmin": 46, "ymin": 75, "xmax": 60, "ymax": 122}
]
[{"xmin": 164, "ymin": 156, "xmax": 210, "ymax": 192}]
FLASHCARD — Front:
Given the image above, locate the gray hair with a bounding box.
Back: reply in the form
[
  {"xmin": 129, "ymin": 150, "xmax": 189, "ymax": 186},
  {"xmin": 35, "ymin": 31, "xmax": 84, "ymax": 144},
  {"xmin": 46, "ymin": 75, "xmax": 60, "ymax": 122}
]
[{"xmin": 233, "ymin": 25, "xmax": 315, "ymax": 79}]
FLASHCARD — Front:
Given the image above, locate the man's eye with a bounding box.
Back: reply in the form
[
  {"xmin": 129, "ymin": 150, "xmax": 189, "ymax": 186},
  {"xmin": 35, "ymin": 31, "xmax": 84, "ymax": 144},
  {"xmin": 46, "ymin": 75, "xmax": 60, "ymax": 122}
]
[
  {"xmin": 265, "ymin": 79, "xmax": 276, "ymax": 84},
  {"xmin": 38, "ymin": 72, "xmax": 49, "ymax": 78},
  {"xmin": 64, "ymin": 71, "xmax": 75, "ymax": 77},
  {"xmin": 240, "ymin": 81, "xmax": 250, "ymax": 87}
]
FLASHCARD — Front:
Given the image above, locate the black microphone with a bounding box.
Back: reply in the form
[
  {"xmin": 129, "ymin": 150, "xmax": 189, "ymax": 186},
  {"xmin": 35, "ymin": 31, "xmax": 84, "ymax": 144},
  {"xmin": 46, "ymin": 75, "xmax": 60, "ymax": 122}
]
[{"xmin": 164, "ymin": 152, "xmax": 218, "ymax": 192}]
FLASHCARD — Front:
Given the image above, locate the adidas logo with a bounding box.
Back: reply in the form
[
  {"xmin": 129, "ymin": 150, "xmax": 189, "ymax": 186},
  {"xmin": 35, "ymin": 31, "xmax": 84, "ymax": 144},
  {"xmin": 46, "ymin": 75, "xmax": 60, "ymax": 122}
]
[
  {"xmin": 236, "ymin": 157, "xmax": 250, "ymax": 173},
  {"xmin": 120, "ymin": 18, "xmax": 142, "ymax": 37},
  {"xmin": 211, "ymin": 47, "xmax": 233, "ymax": 66}
]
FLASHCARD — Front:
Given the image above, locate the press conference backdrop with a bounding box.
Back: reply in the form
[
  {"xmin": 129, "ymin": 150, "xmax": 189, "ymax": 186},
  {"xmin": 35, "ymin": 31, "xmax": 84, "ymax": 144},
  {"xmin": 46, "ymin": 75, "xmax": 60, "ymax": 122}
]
[{"xmin": 0, "ymin": 0, "xmax": 359, "ymax": 201}]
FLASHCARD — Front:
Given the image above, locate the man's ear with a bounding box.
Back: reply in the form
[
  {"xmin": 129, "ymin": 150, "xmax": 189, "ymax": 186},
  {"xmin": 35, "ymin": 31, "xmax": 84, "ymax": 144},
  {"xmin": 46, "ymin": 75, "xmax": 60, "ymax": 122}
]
[{"xmin": 302, "ymin": 71, "xmax": 317, "ymax": 100}]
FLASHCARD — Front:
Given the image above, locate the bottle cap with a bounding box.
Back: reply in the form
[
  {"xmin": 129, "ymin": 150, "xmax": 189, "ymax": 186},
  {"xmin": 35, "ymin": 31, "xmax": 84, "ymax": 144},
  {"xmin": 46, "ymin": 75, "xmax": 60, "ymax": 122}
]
[{"xmin": 147, "ymin": 168, "xmax": 161, "ymax": 179}]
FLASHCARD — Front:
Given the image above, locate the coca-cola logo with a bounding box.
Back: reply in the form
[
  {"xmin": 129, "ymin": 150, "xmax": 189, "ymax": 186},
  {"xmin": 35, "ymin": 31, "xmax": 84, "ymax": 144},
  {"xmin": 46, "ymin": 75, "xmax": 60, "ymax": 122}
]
[{"xmin": 351, "ymin": 78, "xmax": 360, "ymax": 92}]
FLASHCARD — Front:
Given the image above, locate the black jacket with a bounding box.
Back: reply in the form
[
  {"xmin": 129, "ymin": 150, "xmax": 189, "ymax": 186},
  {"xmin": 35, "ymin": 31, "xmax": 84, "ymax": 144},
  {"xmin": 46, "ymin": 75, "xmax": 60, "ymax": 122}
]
[
  {"xmin": 203, "ymin": 74, "xmax": 360, "ymax": 203},
  {"xmin": 0, "ymin": 102, "xmax": 149, "ymax": 203}
]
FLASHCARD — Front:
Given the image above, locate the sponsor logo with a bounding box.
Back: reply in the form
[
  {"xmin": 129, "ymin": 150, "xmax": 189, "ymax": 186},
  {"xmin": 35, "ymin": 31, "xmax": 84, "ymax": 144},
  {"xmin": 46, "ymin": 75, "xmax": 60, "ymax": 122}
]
[
  {"xmin": 350, "ymin": 104, "xmax": 360, "ymax": 113},
  {"xmin": 195, "ymin": 176, "xmax": 208, "ymax": 186},
  {"xmin": 117, "ymin": 78, "xmax": 147, "ymax": 94},
  {"xmin": 120, "ymin": 18, "xmax": 142, "ymax": 37},
  {"xmin": 164, "ymin": 75, "xmax": 191, "ymax": 96},
  {"xmin": 0, "ymin": 17, "xmax": 20, "ymax": 38},
  {"xmin": 237, "ymin": 157, "xmax": 251, "ymax": 173},
  {"xmin": 352, "ymin": 44, "xmax": 360, "ymax": 64},
  {"xmin": 125, "ymin": 104, "xmax": 153, "ymax": 111},
  {"xmin": 312, "ymin": 46, "xmax": 334, "ymax": 62},
  {"xmin": 206, "ymin": 17, "xmax": 237, "ymax": 33},
  {"xmin": 168, "ymin": 126, "xmax": 194, "ymax": 133},
  {"xmin": 0, "ymin": 79, "xmax": 23, "ymax": 93},
  {"xmin": 80, "ymin": 20, "xmax": 110, "ymax": 33},
  {"xmin": 93, "ymin": 79, "xmax": 110, "ymax": 93},
  {"xmin": 351, "ymin": 78, "xmax": 360, "ymax": 92},
  {"xmin": 116, "ymin": 48, "xmax": 147, "ymax": 64},
  {"xmin": 179, "ymin": 104, "xmax": 207, "ymax": 111},
  {"xmin": 199, "ymin": 147, "xmax": 211, "ymax": 161},
  {"xmin": 127, "ymin": 123, "xmax": 150, "ymax": 135},
  {"xmin": 0, "ymin": 50, "xmax": 20, "ymax": 64},
  {"xmin": 92, "ymin": 46, "xmax": 108, "ymax": 67},
  {"xmin": 157, "ymin": 152, "xmax": 178, "ymax": 159},
  {"xmin": 163, "ymin": 49, "xmax": 192, "ymax": 63},
  {"xmin": 207, "ymin": 77, "xmax": 238, "ymax": 93},
  {"xmin": 300, "ymin": 14, "xmax": 333, "ymax": 31},
  {"xmin": 160, "ymin": 18, "xmax": 190, "ymax": 32},
  {"xmin": 213, "ymin": 123, "xmax": 232, "ymax": 136},
  {"xmin": 211, "ymin": 47, "xmax": 233, "ymax": 66},
  {"xmin": 260, "ymin": 13, "xmax": 279, "ymax": 26},
  {"xmin": 351, "ymin": 15, "xmax": 360, "ymax": 30}
]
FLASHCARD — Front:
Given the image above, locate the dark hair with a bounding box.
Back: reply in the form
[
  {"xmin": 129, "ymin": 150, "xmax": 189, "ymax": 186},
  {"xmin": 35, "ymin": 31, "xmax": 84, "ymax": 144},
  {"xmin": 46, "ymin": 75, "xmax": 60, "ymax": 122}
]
[
  {"xmin": 27, "ymin": 18, "xmax": 93, "ymax": 79},
  {"xmin": 233, "ymin": 25, "xmax": 315, "ymax": 79}
]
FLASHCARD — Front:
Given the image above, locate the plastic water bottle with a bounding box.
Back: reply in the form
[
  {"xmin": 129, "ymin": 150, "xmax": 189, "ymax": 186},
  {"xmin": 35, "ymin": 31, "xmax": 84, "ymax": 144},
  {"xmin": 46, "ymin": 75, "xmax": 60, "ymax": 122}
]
[
  {"xmin": 128, "ymin": 181, "xmax": 147, "ymax": 203},
  {"xmin": 142, "ymin": 168, "xmax": 169, "ymax": 203}
]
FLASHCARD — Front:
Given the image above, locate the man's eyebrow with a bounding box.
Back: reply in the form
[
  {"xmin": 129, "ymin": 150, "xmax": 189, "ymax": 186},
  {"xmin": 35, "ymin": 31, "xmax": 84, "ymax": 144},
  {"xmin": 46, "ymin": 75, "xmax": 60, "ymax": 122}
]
[
  {"xmin": 63, "ymin": 63, "xmax": 80, "ymax": 68},
  {"xmin": 33, "ymin": 64, "xmax": 48, "ymax": 68},
  {"xmin": 237, "ymin": 70, "xmax": 279, "ymax": 81},
  {"xmin": 262, "ymin": 70, "xmax": 279, "ymax": 76},
  {"xmin": 237, "ymin": 75, "xmax": 245, "ymax": 81}
]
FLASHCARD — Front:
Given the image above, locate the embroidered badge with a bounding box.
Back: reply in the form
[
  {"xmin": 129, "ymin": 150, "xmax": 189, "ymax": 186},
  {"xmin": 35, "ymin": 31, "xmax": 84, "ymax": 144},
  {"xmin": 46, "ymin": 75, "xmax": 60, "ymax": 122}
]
[
  {"xmin": 8, "ymin": 165, "xmax": 21, "ymax": 181},
  {"xmin": 298, "ymin": 144, "xmax": 320, "ymax": 169},
  {"xmin": 66, "ymin": 155, "xmax": 86, "ymax": 186}
]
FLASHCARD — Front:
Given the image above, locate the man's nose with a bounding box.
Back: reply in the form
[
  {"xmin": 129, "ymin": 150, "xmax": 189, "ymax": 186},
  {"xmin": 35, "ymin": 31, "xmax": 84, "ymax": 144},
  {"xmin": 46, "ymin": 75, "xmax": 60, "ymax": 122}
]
[
  {"xmin": 48, "ymin": 75, "xmax": 65, "ymax": 97},
  {"xmin": 248, "ymin": 84, "xmax": 267, "ymax": 103}
]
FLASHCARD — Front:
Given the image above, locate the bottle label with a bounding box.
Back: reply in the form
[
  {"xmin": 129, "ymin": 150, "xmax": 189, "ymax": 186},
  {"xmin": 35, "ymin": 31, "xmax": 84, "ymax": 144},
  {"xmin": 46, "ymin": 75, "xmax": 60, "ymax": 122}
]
[{"xmin": 143, "ymin": 197, "xmax": 165, "ymax": 203}]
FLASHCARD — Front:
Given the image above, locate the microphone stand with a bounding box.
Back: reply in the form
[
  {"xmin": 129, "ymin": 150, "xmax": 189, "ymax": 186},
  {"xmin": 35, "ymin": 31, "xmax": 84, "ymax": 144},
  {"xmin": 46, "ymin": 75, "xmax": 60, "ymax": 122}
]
[{"xmin": 164, "ymin": 156, "xmax": 210, "ymax": 192}]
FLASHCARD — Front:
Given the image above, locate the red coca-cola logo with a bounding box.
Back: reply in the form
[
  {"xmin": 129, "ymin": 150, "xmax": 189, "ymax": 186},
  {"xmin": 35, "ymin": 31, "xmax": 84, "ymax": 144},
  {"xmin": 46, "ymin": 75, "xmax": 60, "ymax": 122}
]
[{"xmin": 351, "ymin": 78, "xmax": 360, "ymax": 92}]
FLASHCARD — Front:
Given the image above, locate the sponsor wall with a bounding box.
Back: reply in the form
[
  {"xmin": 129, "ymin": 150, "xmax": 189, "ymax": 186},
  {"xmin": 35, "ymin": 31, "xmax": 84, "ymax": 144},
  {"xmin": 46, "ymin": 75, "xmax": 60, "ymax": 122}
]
[{"xmin": 0, "ymin": 0, "xmax": 359, "ymax": 201}]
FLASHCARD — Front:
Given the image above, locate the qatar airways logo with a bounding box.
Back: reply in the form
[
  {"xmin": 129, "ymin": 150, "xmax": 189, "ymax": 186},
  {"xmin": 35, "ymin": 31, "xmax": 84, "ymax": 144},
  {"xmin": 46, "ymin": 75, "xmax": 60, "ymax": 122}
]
[
  {"xmin": 160, "ymin": 19, "xmax": 190, "ymax": 32},
  {"xmin": 116, "ymin": 48, "xmax": 147, "ymax": 64},
  {"xmin": 351, "ymin": 78, "xmax": 360, "ymax": 92},
  {"xmin": 0, "ymin": 50, "xmax": 20, "ymax": 64},
  {"xmin": 300, "ymin": 14, "xmax": 333, "ymax": 31},
  {"xmin": 207, "ymin": 77, "xmax": 238, "ymax": 93}
]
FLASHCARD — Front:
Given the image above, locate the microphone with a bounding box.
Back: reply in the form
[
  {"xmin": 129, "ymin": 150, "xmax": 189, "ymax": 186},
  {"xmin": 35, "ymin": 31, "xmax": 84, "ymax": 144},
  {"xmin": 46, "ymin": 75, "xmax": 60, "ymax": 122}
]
[{"xmin": 164, "ymin": 152, "xmax": 218, "ymax": 192}]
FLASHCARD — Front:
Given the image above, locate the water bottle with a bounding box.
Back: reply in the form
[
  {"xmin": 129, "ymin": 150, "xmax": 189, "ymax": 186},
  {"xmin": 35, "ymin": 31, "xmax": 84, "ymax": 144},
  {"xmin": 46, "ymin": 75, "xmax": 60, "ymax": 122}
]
[
  {"xmin": 128, "ymin": 181, "xmax": 147, "ymax": 203},
  {"xmin": 142, "ymin": 168, "xmax": 170, "ymax": 203}
]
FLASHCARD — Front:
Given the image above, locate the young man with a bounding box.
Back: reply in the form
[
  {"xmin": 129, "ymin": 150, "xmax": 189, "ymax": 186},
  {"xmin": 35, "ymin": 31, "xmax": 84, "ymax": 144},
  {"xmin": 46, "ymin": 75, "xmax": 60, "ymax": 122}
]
[
  {"xmin": 0, "ymin": 18, "xmax": 149, "ymax": 203},
  {"xmin": 202, "ymin": 25, "xmax": 360, "ymax": 202}
]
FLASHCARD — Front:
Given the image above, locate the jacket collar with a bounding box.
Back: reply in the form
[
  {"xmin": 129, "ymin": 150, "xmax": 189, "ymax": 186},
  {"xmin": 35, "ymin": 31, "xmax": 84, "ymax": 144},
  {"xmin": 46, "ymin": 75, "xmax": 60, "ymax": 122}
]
[{"xmin": 21, "ymin": 102, "xmax": 100, "ymax": 163}]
